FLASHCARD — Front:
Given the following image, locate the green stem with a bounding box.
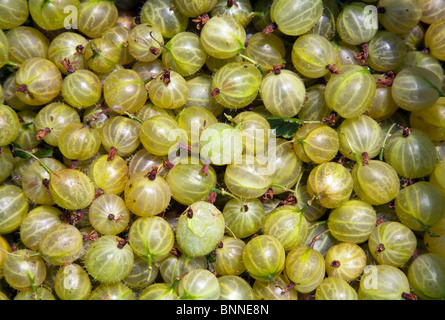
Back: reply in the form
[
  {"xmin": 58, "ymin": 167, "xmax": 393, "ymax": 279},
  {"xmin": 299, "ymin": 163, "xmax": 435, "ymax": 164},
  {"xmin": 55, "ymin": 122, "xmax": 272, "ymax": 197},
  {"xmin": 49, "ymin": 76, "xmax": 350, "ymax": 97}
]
[
  {"xmin": 179, "ymin": 290, "xmax": 195, "ymax": 300},
  {"xmin": 340, "ymin": 132, "xmax": 361, "ymax": 165},
  {"xmin": 307, "ymin": 220, "xmax": 328, "ymax": 230},
  {"xmin": 146, "ymin": 254, "xmax": 152, "ymax": 270},
  {"xmin": 183, "ymin": 255, "xmax": 191, "ymax": 269},
  {"xmin": 143, "ymin": 70, "xmax": 164, "ymax": 85},
  {"xmin": 422, "ymin": 76, "xmax": 445, "ymax": 98},
  {"xmin": 305, "ymin": 194, "xmax": 318, "ymax": 208},
  {"xmin": 6, "ymin": 60, "xmax": 20, "ymax": 68},
  {"xmin": 252, "ymin": 11, "xmax": 265, "ymax": 17},
  {"xmin": 265, "ymin": 116, "xmax": 322, "ymax": 125},
  {"xmin": 22, "ymin": 122, "xmax": 34, "ymax": 130},
  {"xmin": 238, "ymin": 53, "xmax": 265, "ymax": 77},
  {"xmin": 149, "ymin": 31, "xmax": 167, "ymax": 50},
  {"xmin": 40, "ymin": 0, "xmax": 51, "ymax": 10},
  {"xmin": 210, "ymin": 187, "xmax": 242, "ymax": 203},
  {"xmin": 170, "ymin": 278, "xmax": 180, "ymax": 291},
  {"xmin": 12, "ymin": 148, "xmax": 52, "ymax": 175},
  {"xmin": 29, "ymin": 252, "xmax": 42, "ymax": 258},
  {"xmin": 224, "ymin": 224, "xmax": 238, "ymax": 239},
  {"xmin": 210, "ymin": 186, "xmax": 246, "ymax": 214},
  {"xmin": 0, "ymin": 247, "xmax": 20, "ymax": 257},
  {"xmin": 280, "ymin": 139, "xmax": 296, "ymax": 148},
  {"xmin": 224, "ymin": 113, "xmax": 237, "ymax": 126},
  {"xmin": 425, "ymin": 226, "xmax": 440, "ymax": 238},
  {"xmin": 25, "ymin": 270, "xmax": 38, "ymax": 295},
  {"xmin": 124, "ymin": 111, "xmax": 144, "ymax": 124},
  {"xmin": 297, "ymin": 201, "xmax": 311, "ymax": 215},
  {"xmin": 145, "ymin": 254, "xmax": 153, "ymax": 281},
  {"xmin": 89, "ymin": 42, "xmax": 114, "ymax": 65},
  {"xmin": 271, "ymin": 183, "xmax": 294, "ymax": 193},
  {"xmin": 265, "ymin": 274, "xmax": 279, "ymax": 288},
  {"xmin": 379, "ymin": 123, "xmax": 397, "ymax": 161},
  {"xmin": 294, "ymin": 170, "xmax": 304, "ymax": 191}
]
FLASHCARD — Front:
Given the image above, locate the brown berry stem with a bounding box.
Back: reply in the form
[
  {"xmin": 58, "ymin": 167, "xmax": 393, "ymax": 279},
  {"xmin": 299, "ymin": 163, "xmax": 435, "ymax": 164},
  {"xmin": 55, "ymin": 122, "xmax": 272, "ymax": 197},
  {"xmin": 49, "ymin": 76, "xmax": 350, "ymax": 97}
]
[
  {"xmin": 16, "ymin": 84, "xmax": 33, "ymax": 99},
  {"xmin": 36, "ymin": 127, "xmax": 51, "ymax": 140},
  {"xmin": 283, "ymin": 194, "xmax": 297, "ymax": 205},
  {"xmin": 169, "ymin": 247, "xmax": 181, "ymax": 258},
  {"xmin": 93, "ymin": 188, "xmax": 104, "ymax": 200},
  {"xmin": 206, "ymin": 191, "xmax": 217, "ymax": 204},
  {"xmin": 281, "ymin": 281, "xmax": 296, "ymax": 294},
  {"xmin": 227, "ymin": 0, "xmax": 239, "ymax": 7},
  {"xmin": 60, "ymin": 58, "xmax": 77, "ymax": 74},
  {"xmin": 330, "ymin": 260, "xmax": 341, "ymax": 268},
  {"xmin": 271, "ymin": 64, "xmax": 285, "ymax": 75},
  {"xmin": 326, "ymin": 64, "xmax": 340, "ymax": 75},
  {"xmin": 200, "ymin": 158, "xmax": 211, "ymax": 176},
  {"xmin": 323, "ymin": 111, "xmax": 337, "ymax": 126},
  {"xmin": 74, "ymin": 44, "xmax": 85, "ymax": 55},
  {"xmin": 116, "ymin": 237, "xmax": 129, "ymax": 249},
  {"xmin": 377, "ymin": 71, "xmax": 395, "ymax": 87},
  {"xmin": 163, "ymin": 161, "xmax": 175, "ymax": 170},
  {"xmin": 191, "ymin": 13, "xmax": 210, "ymax": 30},
  {"xmin": 262, "ymin": 186, "xmax": 274, "ymax": 200},
  {"xmin": 160, "ymin": 69, "xmax": 171, "ymax": 86},
  {"xmin": 362, "ymin": 152, "xmax": 370, "ymax": 166},
  {"xmin": 375, "ymin": 243, "xmax": 385, "ymax": 257},
  {"xmin": 145, "ymin": 165, "xmax": 159, "ymax": 181},
  {"xmin": 402, "ymin": 292, "xmax": 418, "ymax": 300},
  {"xmin": 376, "ymin": 217, "xmax": 385, "ymax": 226},
  {"xmin": 83, "ymin": 230, "xmax": 98, "ymax": 242},
  {"xmin": 309, "ymin": 229, "xmax": 331, "ymax": 248},
  {"xmin": 107, "ymin": 146, "xmax": 118, "ymax": 161},
  {"xmin": 210, "ymin": 87, "xmax": 220, "ymax": 99},
  {"xmin": 149, "ymin": 46, "xmax": 160, "ymax": 56},
  {"xmin": 354, "ymin": 43, "xmax": 369, "ymax": 66},
  {"xmin": 263, "ymin": 22, "xmax": 277, "ymax": 35},
  {"xmin": 402, "ymin": 126, "xmax": 412, "ymax": 138}
]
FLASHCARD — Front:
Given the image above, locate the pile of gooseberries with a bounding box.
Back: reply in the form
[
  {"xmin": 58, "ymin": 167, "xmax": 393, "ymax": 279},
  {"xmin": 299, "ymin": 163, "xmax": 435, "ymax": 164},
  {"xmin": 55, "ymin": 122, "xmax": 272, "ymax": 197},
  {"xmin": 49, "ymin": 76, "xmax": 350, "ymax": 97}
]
[{"xmin": 0, "ymin": 0, "xmax": 445, "ymax": 302}]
